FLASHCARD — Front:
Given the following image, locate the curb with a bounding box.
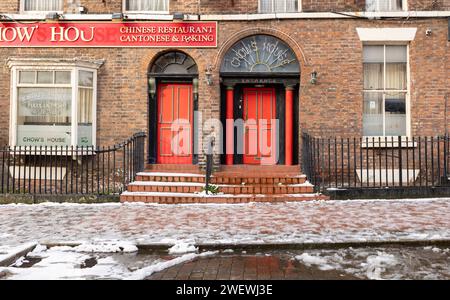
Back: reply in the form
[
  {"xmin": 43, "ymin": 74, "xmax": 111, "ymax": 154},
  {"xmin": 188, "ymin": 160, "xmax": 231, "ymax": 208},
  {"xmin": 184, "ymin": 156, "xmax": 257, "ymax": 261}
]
[
  {"xmin": 42, "ymin": 239, "xmax": 450, "ymax": 253},
  {"xmin": 0, "ymin": 243, "xmax": 37, "ymax": 267}
]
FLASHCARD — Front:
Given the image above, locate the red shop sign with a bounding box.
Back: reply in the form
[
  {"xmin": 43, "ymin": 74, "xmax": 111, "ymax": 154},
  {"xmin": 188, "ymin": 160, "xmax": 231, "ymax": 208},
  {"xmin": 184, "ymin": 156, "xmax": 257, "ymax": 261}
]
[{"xmin": 0, "ymin": 21, "xmax": 217, "ymax": 48}]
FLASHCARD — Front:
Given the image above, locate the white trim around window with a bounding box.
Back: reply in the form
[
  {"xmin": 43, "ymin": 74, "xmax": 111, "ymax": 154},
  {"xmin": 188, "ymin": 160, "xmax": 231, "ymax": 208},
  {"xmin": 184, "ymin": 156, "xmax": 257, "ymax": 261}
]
[
  {"xmin": 20, "ymin": 0, "xmax": 64, "ymax": 14},
  {"xmin": 258, "ymin": 0, "xmax": 302, "ymax": 13},
  {"xmin": 362, "ymin": 44, "xmax": 412, "ymax": 147},
  {"xmin": 123, "ymin": 0, "xmax": 170, "ymax": 14},
  {"xmin": 356, "ymin": 28, "xmax": 417, "ymax": 42},
  {"xmin": 7, "ymin": 58, "xmax": 104, "ymax": 150}
]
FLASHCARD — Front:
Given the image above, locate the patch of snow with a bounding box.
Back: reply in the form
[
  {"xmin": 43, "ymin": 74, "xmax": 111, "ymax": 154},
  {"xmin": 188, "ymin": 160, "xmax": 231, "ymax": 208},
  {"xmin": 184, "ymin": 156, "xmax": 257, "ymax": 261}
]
[
  {"xmin": 362, "ymin": 252, "xmax": 399, "ymax": 280},
  {"xmin": 136, "ymin": 172, "xmax": 203, "ymax": 177},
  {"xmin": 194, "ymin": 190, "xmax": 225, "ymax": 197},
  {"xmin": 222, "ymin": 249, "xmax": 234, "ymax": 253},
  {"xmin": 295, "ymin": 253, "xmax": 335, "ymax": 271},
  {"xmin": 52, "ymin": 241, "xmax": 138, "ymax": 253},
  {"xmin": 168, "ymin": 242, "xmax": 198, "ymax": 255},
  {"xmin": 11, "ymin": 256, "xmax": 27, "ymax": 267}
]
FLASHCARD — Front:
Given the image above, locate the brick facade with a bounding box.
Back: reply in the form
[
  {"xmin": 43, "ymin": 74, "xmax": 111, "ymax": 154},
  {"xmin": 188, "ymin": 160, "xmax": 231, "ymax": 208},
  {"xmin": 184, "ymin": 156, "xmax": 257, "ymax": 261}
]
[
  {"xmin": 0, "ymin": 1, "xmax": 449, "ymax": 167},
  {"xmin": 0, "ymin": 1, "xmax": 448, "ymax": 14}
]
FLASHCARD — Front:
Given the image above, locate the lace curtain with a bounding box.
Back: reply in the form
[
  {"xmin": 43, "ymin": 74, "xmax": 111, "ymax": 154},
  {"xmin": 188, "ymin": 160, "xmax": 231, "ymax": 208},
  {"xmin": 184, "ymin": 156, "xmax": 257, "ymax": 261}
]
[
  {"xmin": 24, "ymin": 0, "xmax": 63, "ymax": 11},
  {"xmin": 126, "ymin": 0, "xmax": 169, "ymax": 11}
]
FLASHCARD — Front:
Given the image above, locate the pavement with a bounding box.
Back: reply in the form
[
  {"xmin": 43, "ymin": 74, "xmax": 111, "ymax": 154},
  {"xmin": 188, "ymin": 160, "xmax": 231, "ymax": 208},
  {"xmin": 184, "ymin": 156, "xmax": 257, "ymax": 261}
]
[
  {"xmin": 146, "ymin": 253, "xmax": 358, "ymax": 280},
  {"xmin": 0, "ymin": 198, "xmax": 449, "ymax": 249}
]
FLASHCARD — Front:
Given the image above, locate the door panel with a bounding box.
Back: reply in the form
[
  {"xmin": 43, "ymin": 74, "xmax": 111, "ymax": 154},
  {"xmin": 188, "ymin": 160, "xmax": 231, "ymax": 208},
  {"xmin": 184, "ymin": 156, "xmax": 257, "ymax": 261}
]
[
  {"xmin": 243, "ymin": 87, "xmax": 277, "ymax": 165},
  {"xmin": 157, "ymin": 83, "xmax": 193, "ymax": 164}
]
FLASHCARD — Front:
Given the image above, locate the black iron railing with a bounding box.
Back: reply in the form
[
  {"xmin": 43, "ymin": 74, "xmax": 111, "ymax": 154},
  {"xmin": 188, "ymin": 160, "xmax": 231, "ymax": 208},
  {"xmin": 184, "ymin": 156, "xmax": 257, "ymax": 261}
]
[
  {"xmin": 0, "ymin": 132, "xmax": 146, "ymax": 195},
  {"xmin": 302, "ymin": 132, "xmax": 450, "ymax": 192},
  {"xmin": 205, "ymin": 137, "xmax": 215, "ymax": 193}
]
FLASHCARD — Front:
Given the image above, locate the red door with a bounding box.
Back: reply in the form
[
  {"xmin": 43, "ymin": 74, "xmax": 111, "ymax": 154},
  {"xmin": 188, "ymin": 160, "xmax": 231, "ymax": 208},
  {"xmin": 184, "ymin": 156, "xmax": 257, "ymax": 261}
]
[
  {"xmin": 243, "ymin": 88, "xmax": 277, "ymax": 165},
  {"xmin": 157, "ymin": 83, "xmax": 193, "ymax": 164}
]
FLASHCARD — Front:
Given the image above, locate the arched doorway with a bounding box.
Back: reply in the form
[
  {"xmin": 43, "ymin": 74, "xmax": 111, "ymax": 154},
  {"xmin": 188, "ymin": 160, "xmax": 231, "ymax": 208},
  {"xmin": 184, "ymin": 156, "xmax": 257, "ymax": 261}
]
[
  {"xmin": 220, "ymin": 35, "xmax": 301, "ymax": 166},
  {"xmin": 148, "ymin": 51, "xmax": 199, "ymax": 165}
]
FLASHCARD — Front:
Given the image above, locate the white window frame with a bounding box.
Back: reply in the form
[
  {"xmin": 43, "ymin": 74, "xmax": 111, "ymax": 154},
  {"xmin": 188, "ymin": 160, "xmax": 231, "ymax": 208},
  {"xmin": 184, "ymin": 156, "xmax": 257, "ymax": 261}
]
[
  {"xmin": 20, "ymin": 0, "xmax": 64, "ymax": 14},
  {"xmin": 7, "ymin": 59, "xmax": 103, "ymax": 150},
  {"xmin": 365, "ymin": 0, "xmax": 408, "ymax": 12},
  {"xmin": 362, "ymin": 43, "xmax": 411, "ymax": 145},
  {"xmin": 258, "ymin": 0, "xmax": 302, "ymax": 13},
  {"xmin": 123, "ymin": 0, "xmax": 170, "ymax": 14}
]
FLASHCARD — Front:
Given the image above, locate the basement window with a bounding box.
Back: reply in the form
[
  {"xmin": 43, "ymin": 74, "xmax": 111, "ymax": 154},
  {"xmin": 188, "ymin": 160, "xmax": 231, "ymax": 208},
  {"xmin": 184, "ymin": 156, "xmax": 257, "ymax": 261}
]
[
  {"xmin": 259, "ymin": 0, "xmax": 300, "ymax": 13},
  {"xmin": 124, "ymin": 0, "xmax": 169, "ymax": 14},
  {"xmin": 366, "ymin": 0, "xmax": 407, "ymax": 12},
  {"xmin": 21, "ymin": 0, "xmax": 64, "ymax": 13},
  {"xmin": 7, "ymin": 58, "xmax": 104, "ymax": 148}
]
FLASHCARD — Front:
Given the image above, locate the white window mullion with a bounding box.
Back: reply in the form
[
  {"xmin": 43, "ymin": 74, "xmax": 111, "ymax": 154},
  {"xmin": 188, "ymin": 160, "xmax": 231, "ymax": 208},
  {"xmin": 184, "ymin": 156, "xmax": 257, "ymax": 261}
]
[
  {"xmin": 92, "ymin": 70, "xmax": 98, "ymax": 148},
  {"xmin": 71, "ymin": 68, "xmax": 78, "ymax": 147},
  {"xmin": 11, "ymin": 68, "xmax": 18, "ymax": 146}
]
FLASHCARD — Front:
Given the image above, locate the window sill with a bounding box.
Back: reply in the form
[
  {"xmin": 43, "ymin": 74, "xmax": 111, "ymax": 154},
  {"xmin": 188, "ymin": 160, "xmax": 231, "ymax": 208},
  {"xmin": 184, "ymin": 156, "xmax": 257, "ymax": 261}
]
[{"xmin": 361, "ymin": 137, "xmax": 417, "ymax": 148}]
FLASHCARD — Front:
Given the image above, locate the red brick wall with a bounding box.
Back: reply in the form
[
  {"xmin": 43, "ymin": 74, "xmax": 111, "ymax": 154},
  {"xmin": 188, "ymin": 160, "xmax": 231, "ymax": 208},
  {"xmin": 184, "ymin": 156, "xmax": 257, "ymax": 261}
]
[
  {"xmin": 0, "ymin": 18, "xmax": 448, "ymax": 149},
  {"xmin": 0, "ymin": 0, "xmax": 19, "ymax": 13},
  {"xmin": 1, "ymin": 0, "xmax": 449, "ymax": 14}
]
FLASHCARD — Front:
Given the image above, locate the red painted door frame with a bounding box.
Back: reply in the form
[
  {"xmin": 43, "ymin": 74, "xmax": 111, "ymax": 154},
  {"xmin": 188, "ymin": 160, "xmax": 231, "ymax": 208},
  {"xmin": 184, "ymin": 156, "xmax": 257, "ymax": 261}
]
[
  {"xmin": 243, "ymin": 87, "xmax": 277, "ymax": 165},
  {"xmin": 157, "ymin": 83, "xmax": 193, "ymax": 164}
]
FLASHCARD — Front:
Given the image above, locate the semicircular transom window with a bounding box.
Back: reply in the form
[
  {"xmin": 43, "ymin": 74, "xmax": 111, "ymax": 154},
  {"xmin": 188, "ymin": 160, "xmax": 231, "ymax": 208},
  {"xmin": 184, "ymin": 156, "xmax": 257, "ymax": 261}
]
[
  {"xmin": 150, "ymin": 51, "xmax": 198, "ymax": 75},
  {"xmin": 220, "ymin": 35, "xmax": 300, "ymax": 75}
]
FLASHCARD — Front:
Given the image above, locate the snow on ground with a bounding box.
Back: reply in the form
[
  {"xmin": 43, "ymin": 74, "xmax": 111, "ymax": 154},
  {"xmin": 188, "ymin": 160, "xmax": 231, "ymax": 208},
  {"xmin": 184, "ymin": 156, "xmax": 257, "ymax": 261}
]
[
  {"xmin": 293, "ymin": 246, "xmax": 450, "ymax": 280},
  {"xmin": 0, "ymin": 243, "xmax": 216, "ymax": 280},
  {"xmin": 168, "ymin": 242, "xmax": 198, "ymax": 254},
  {"xmin": 0, "ymin": 198, "xmax": 449, "ymax": 250}
]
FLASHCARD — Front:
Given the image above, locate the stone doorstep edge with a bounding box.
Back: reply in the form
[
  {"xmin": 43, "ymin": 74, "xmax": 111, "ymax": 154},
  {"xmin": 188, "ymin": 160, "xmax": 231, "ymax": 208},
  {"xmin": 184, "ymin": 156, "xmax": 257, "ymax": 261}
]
[
  {"xmin": 0, "ymin": 243, "xmax": 37, "ymax": 267},
  {"xmin": 42, "ymin": 239, "xmax": 450, "ymax": 253}
]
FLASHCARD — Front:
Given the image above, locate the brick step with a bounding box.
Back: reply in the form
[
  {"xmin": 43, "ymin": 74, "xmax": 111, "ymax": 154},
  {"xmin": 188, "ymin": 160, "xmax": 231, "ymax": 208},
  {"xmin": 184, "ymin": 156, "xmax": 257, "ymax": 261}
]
[
  {"xmin": 145, "ymin": 164, "xmax": 202, "ymax": 174},
  {"xmin": 211, "ymin": 176, "xmax": 307, "ymax": 185},
  {"xmin": 127, "ymin": 181, "xmax": 314, "ymax": 194},
  {"xmin": 218, "ymin": 165, "xmax": 301, "ymax": 173},
  {"xmin": 135, "ymin": 172, "xmax": 205, "ymax": 183},
  {"xmin": 135, "ymin": 172, "xmax": 308, "ymax": 185},
  {"xmin": 120, "ymin": 191, "xmax": 328, "ymax": 204}
]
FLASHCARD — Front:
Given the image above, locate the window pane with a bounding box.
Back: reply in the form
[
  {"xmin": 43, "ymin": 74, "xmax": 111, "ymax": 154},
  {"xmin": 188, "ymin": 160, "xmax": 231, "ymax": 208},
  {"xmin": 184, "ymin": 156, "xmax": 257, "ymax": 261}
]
[
  {"xmin": 126, "ymin": 0, "xmax": 169, "ymax": 11},
  {"xmin": 24, "ymin": 0, "xmax": 63, "ymax": 11},
  {"xmin": 37, "ymin": 71, "xmax": 53, "ymax": 84},
  {"xmin": 78, "ymin": 70, "xmax": 93, "ymax": 87},
  {"xmin": 364, "ymin": 63, "xmax": 383, "ymax": 90},
  {"xmin": 363, "ymin": 46, "xmax": 384, "ymax": 63},
  {"xmin": 386, "ymin": 63, "xmax": 406, "ymax": 90},
  {"xmin": 55, "ymin": 71, "xmax": 71, "ymax": 84},
  {"xmin": 17, "ymin": 87, "xmax": 72, "ymax": 146},
  {"xmin": 386, "ymin": 46, "xmax": 407, "ymax": 63},
  {"xmin": 363, "ymin": 92, "xmax": 384, "ymax": 136},
  {"xmin": 19, "ymin": 71, "xmax": 35, "ymax": 84},
  {"xmin": 78, "ymin": 88, "xmax": 93, "ymax": 146},
  {"xmin": 260, "ymin": 0, "xmax": 298, "ymax": 13},
  {"xmin": 366, "ymin": 0, "xmax": 403, "ymax": 11},
  {"xmin": 385, "ymin": 92, "xmax": 406, "ymax": 136}
]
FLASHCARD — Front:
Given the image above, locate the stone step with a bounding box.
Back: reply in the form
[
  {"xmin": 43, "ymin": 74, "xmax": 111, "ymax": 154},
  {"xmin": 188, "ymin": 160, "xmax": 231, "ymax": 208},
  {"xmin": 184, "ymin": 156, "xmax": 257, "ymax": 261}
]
[
  {"xmin": 120, "ymin": 191, "xmax": 328, "ymax": 204},
  {"xmin": 144, "ymin": 164, "xmax": 202, "ymax": 174},
  {"xmin": 127, "ymin": 181, "xmax": 314, "ymax": 194}
]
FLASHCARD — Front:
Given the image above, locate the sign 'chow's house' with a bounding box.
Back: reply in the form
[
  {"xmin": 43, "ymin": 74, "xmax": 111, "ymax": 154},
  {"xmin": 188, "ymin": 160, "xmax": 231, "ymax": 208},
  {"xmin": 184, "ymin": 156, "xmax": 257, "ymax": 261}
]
[{"xmin": 0, "ymin": 0, "xmax": 449, "ymax": 202}]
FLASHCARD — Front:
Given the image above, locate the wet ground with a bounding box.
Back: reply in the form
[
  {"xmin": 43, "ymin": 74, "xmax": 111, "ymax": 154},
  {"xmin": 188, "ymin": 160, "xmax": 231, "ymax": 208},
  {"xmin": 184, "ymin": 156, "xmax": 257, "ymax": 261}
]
[
  {"xmin": 146, "ymin": 246, "xmax": 450, "ymax": 280},
  {"xmin": 1, "ymin": 245, "xmax": 449, "ymax": 280}
]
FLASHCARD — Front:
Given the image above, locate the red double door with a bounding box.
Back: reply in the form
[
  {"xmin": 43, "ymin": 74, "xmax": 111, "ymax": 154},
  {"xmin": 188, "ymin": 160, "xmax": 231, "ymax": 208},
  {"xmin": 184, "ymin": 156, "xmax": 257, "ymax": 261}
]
[
  {"xmin": 243, "ymin": 87, "xmax": 277, "ymax": 165},
  {"xmin": 157, "ymin": 83, "xmax": 193, "ymax": 164}
]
